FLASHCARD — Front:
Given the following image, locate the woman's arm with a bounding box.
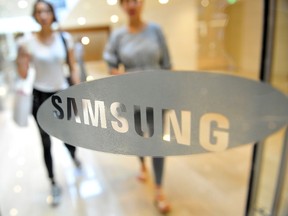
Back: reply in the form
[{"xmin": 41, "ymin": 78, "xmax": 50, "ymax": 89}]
[
  {"xmin": 67, "ymin": 48, "xmax": 80, "ymax": 85},
  {"xmin": 16, "ymin": 46, "xmax": 30, "ymax": 79},
  {"xmin": 103, "ymin": 29, "xmax": 126, "ymax": 76},
  {"xmin": 154, "ymin": 25, "xmax": 172, "ymax": 70}
]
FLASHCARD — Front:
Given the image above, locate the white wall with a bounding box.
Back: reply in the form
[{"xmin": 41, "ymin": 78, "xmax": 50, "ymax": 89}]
[{"xmin": 143, "ymin": 0, "xmax": 198, "ymax": 71}]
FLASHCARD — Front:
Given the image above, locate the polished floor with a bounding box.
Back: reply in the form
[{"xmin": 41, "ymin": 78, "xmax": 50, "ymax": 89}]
[
  {"xmin": 0, "ymin": 109, "xmax": 253, "ymax": 216},
  {"xmin": 0, "ymin": 62, "xmax": 285, "ymax": 216}
]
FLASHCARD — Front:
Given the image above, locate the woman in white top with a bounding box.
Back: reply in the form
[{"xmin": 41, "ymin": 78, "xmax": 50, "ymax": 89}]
[
  {"xmin": 16, "ymin": 0, "xmax": 80, "ymax": 205},
  {"xmin": 103, "ymin": 0, "xmax": 171, "ymax": 213}
]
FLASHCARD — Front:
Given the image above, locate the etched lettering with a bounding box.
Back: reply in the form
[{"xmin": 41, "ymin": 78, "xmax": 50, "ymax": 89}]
[
  {"xmin": 163, "ymin": 109, "xmax": 191, "ymax": 145},
  {"xmin": 51, "ymin": 95, "xmax": 64, "ymax": 119},
  {"xmin": 82, "ymin": 99, "xmax": 107, "ymax": 128},
  {"xmin": 111, "ymin": 102, "xmax": 129, "ymax": 133},
  {"xmin": 200, "ymin": 113, "xmax": 230, "ymax": 151}
]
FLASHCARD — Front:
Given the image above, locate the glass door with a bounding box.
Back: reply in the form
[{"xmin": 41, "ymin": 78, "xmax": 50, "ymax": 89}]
[
  {"xmin": 247, "ymin": 0, "xmax": 288, "ymax": 215},
  {"xmin": 195, "ymin": 0, "xmax": 288, "ymax": 215}
]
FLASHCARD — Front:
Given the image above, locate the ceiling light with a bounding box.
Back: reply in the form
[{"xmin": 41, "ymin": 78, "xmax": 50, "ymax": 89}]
[
  {"xmin": 81, "ymin": 36, "xmax": 90, "ymax": 45},
  {"xmin": 0, "ymin": 86, "xmax": 7, "ymax": 96},
  {"xmin": 107, "ymin": 0, "xmax": 118, "ymax": 5},
  {"xmin": 77, "ymin": 17, "xmax": 86, "ymax": 25},
  {"xmin": 16, "ymin": 170, "xmax": 24, "ymax": 178},
  {"xmin": 13, "ymin": 185, "xmax": 22, "ymax": 193},
  {"xmin": 18, "ymin": 0, "xmax": 28, "ymax": 9},
  {"xmin": 110, "ymin": 15, "xmax": 119, "ymax": 23},
  {"xmin": 9, "ymin": 208, "xmax": 18, "ymax": 216},
  {"xmin": 159, "ymin": 0, "xmax": 169, "ymax": 4}
]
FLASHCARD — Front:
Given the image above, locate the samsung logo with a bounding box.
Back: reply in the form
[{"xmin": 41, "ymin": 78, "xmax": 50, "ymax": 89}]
[
  {"xmin": 51, "ymin": 96, "xmax": 230, "ymax": 152},
  {"xmin": 37, "ymin": 71, "xmax": 288, "ymax": 156}
]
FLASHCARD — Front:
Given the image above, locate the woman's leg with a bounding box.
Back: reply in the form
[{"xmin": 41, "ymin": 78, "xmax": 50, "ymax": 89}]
[
  {"xmin": 64, "ymin": 143, "xmax": 76, "ymax": 158},
  {"xmin": 39, "ymin": 127, "xmax": 54, "ymax": 184},
  {"xmin": 152, "ymin": 157, "xmax": 164, "ymax": 186},
  {"xmin": 64, "ymin": 143, "xmax": 81, "ymax": 167},
  {"xmin": 138, "ymin": 156, "xmax": 147, "ymax": 181},
  {"xmin": 32, "ymin": 89, "xmax": 62, "ymax": 206},
  {"xmin": 152, "ymin": 157, "xmax": 171, "ymax": 213},
  {"xmin": 32, "ymin": 89, "xmax": 55, "ymax": 184}
]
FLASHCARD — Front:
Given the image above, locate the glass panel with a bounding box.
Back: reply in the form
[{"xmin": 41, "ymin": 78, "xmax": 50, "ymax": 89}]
[
  {"xmin": 254, "ymin": 0, "xmax": 288, "ymax": 215},
  {"xmin": 270, "ymin": 0, "xmax": 288, "ymax": 95},
  {"xmin": 255, "ymin": 128, "xmax": 286, "ymax": 215},
  {"xmin": 196, "ymin": 0, "xmax": 263, "ymax": 80},
  {"xmin": 1, "ymin": 0, "xmax": 276, "ymax": 215}
]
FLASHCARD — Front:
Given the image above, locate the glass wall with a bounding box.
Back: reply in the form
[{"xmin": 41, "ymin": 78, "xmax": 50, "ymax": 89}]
[
  {"xmin": 1, "ymin": 0, "xmax": 287, "ymax": 215},
  {"xmin": 197, "ymin": 0, "xmax": 263, "ymax": 79},
  {"xmin": 252, "ymin": 0, "xmax": 288, "ymax": 215}
]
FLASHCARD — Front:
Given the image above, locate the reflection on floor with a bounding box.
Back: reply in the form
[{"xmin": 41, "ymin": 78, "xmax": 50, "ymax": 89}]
[{"xmin": 0, "ymin": 62, "xmax": 284, "ymax": 216}]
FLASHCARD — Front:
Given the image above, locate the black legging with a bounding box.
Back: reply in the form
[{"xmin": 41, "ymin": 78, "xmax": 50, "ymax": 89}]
[{"xmin": 32, "ymin": 89, "xmax": 76, "ymax": 182}]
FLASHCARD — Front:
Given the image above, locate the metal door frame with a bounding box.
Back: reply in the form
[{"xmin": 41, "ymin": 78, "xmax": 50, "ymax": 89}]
[{"xmin": 245, "ymin": 0, "xmax": 288, "ymax": 215}]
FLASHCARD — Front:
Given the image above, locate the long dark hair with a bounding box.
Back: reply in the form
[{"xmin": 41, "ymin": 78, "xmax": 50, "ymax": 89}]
[{"xmin": 32, "ymin": 0, "xmax": 57, "ymax": 22}]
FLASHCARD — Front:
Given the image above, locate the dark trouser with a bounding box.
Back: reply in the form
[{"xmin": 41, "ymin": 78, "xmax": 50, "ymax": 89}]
[
  {"xmin": 139, "ymin": 157, "xmax": 164, "ymax": 186},
  {"xmin": 134, "ymin": 108, "xmax": 165, "ymax": 186},
  {"xmin": 32, "ymin": 89, "xmax": 76, "ymax": 181}
]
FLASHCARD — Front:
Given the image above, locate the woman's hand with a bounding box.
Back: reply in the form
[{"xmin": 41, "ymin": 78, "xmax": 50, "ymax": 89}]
[
  {"xmin": 110, "ymin": 68, "xmax": 124, "ymax": 75},
  {"xmin": 70, "ymin": 71, "xmax": 81, "ymax": 85}
]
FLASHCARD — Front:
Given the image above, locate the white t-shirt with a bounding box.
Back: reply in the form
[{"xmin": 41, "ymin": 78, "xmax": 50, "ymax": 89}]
[{"xmin": 18, "ymin": 31, "xmax": 74, "ymax": 92}]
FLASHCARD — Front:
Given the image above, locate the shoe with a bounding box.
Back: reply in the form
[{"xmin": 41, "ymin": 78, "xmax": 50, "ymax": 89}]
[
  {"xmin": 48, "ymin": 184, "xmax": 61, "ymax": 207},
  {"xmin": 154, "ymin": 195, "xmax": 171, "ymax": 214}
]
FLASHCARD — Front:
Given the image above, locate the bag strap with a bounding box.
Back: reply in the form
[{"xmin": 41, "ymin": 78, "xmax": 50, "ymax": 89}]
[
  {"xmin": 60, "ymin": 32, "xmax": 73, "ymax": 85},
  {"xmin": 60, "ymin": 32, "xmax": 72, "ymax": 72}
]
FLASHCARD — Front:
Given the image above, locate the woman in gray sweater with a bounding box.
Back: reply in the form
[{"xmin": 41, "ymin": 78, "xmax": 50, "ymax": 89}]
[{"xmin": 103, "ymin": 0, "xmax": 172, "ymax": 213}]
